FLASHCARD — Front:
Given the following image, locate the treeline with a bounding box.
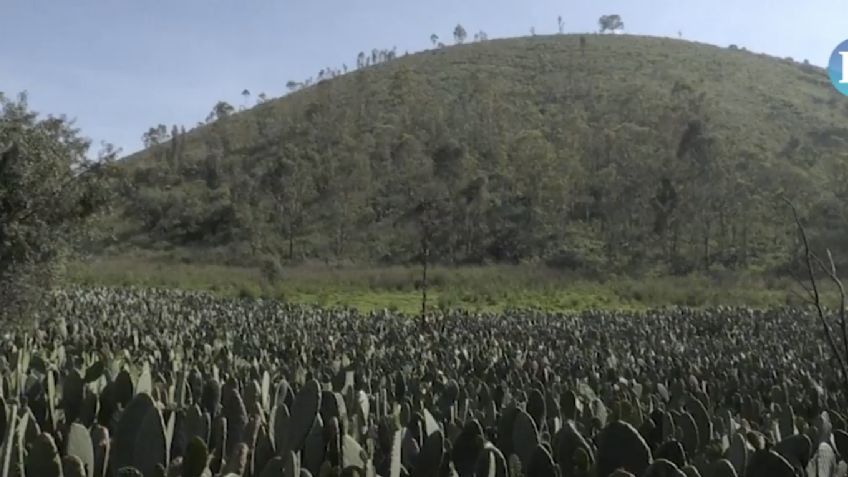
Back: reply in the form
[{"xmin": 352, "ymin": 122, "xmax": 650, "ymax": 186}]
[
  {"xmin": 119, "ymin": 35, "xmax": 848, "ymax": 275},
  {"xmin": 146, "ymin": 15, "xmax": 625, "ymax": 136}
]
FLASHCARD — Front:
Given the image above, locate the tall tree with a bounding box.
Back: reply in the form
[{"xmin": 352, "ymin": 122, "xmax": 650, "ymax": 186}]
[
  {"xmin": 430, "ymin": 33, "xmax": 439, "ymax": 46},
  {"xmin": 240, "ymin": 89, "xmax": 251, "ymax": 110},
  {"xmin": 206, "ymin": 101, "xmax": 234, "ymax": 123},
  {"xmin": 261, "ymin": 148, "xmax": 315, "ymax": 260},
  {"xmin": 0, "ymin": 92, "xmax": 117, "ymax": 324},
  {"xmin": 599, "ymin": 14, "xmax": 624, "ymax": 33},
  {"xmin": 142, "ymin": 124, "xmax": 168, "ymax": 149},
  {"xmin": 169, "ymin": 124, "xmax": 180, "ymax": 166},
  {"xmin": 558, "ymin": 15, "xmax": 564, "ymax": 34},
  {"xmin": 453, "ymin": 24, "xmax": 467, "ymax": 44}
]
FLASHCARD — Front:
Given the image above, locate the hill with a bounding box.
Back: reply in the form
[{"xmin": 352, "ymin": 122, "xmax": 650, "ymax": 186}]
[{"xmin": 111, "ymin": 34, "xmax": 848, "ymax": 276}]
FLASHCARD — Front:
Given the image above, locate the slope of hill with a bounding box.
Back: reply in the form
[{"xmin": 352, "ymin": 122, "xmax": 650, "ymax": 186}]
[{"xmin": 113, "ymin": 34, "xmax": 848, "ymax": 275}]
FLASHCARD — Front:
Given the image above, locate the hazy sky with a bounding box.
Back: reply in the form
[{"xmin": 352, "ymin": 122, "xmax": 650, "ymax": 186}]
[{"xmin": 2, "ymin": 0, "xmax": 844, "ymax": 155}]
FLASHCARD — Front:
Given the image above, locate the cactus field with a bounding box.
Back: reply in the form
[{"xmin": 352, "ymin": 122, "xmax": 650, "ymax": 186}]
[{"xmin": 1, "ymin": 287, "xmax": 846, "ymax": 477}]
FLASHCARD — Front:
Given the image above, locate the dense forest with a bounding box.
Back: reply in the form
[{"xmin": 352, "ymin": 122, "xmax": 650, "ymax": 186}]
[{"xmin": 115, "ymin": 34, "xmax": 848, "ymax": 276}]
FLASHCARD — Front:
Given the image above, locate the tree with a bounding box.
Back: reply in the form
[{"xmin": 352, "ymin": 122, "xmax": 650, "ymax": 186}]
[
  {"xmin": 206, "ymin": 101, "xmax": 234, "ymax": 123},
  {"xmin": 0, "ymin": 92, "xmax": 117, "ymax": 324},
  {"xmin": 599, "ymin": 14, "xmax": 624, "ymax": 33},
  {"xmin": 286, "ymin": 81, "xmax": 301, "ymax": 93},
  {"xmin": 453, "ymin": 24, "xmax": 467, "ymax": 44},
  {"xmin": 240, "ymin": 89, "xmax": 251, "ymax": 110},
  {"xmin": 530, "ymin": 26, "xmax": 536, "ymax": 36},
  {"xmin": 169, "ymin": 124, "xmax": 180, "ymax": 165},
  {"xmin": 256, "ymin": 92, "xmax": 268, "ymax": 104},
  {"xmin": 261, "ymin": 146, "xmax": 316, "ymax": 261},
  {"xmin": 558, "ymin": 15, "xmax": 564, "ymax": 34},
  {"xmin": 142, "ymin": 124, "xmax": 168, "ymax": 148},
  {"xmin": 430, "ymin": 33, "xmax": 439, "ymax": 46},
  {"xmin": 357, "ymin": 52, "xmax": 366, "ymax": 69}
]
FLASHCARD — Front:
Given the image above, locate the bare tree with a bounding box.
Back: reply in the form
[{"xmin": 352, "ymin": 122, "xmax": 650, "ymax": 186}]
[{"xmin": 786, "ymin": 198, "xmax": 848, "ymax": 397}]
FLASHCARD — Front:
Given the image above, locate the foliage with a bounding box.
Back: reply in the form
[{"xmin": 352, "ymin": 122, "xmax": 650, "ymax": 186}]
[
  {"xmin": 599, "ymin": 14, "xmax": 625, "ymax": 33},
  {"xmin": 1, "ymin": 287, "xmax": 847, "ymax": 476},
  {"xmin": 0, "ymin": 92, "xmax": 117, "ymax": 324},
  {"xmin": 67, "ymin": 257, "xmax": 820, "ymax": 314},
  {"xmin": 116, "ymin": 35, "xmax": 848, "ymax": 278}
]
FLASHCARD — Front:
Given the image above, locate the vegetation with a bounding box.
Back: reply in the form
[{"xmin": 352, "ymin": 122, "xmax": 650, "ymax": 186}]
[
  {"xmin": 67, "ymin": 256, "xmax": 816, "ymax": 313},
  {"xmin": 115, "ymin": 34, "xmax": 845, "ymax": 283},
  {"xmin": 0, "ymin": 93, "xmax": 116, "ymax": 323},
  {"xmin": 4, "ymin": 289, "xmax": 848, "ymax": 477}
]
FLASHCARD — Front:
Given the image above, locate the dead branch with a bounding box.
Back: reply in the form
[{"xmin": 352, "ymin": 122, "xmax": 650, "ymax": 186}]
[{"xmin": 784, "ymin": 197, "xmax": 848, "ymax": 398}]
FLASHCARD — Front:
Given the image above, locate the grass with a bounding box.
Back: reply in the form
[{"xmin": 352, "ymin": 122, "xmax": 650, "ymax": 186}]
[{"xmin": 66, "ymin": 255, "xmax": 815, "ymax": 314}]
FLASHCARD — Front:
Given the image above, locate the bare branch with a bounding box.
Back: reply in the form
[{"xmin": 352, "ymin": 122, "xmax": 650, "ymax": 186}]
[{"xmin": 783, "ymin": 197, "xmax": 848, "ymax": 396}]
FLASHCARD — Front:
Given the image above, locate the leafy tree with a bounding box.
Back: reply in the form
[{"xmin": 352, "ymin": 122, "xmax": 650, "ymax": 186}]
[
  {"xmin": 142, "ymin": 124, "xmax": 168, "ymax": 148},
  {"xmin": 261, "ymin": 149, "xmax": 315, "ymax": 260},
  {"xmin": 558, "ymin": 15, "xmax": 564, "ymax": 34},
  {"xmin": 453, "ymin": 24, "xmax": 467, "ymax": 44},
  {"xmin": 0, "ymin": 92, "xmax": 117, "ymax": 324},
  {"xmin": 430, "ymin": 34, "xmax": 439, "ymax": 46},
  {"xmin": 206, "ymin": 101, "xmax": 234, "ymax": 123},
  {"xmin": 599, "ymin": 14, "xmax": 624, "ymax": 33},
  {"xmin": 169, "ymin": 124, "xmax": 180, "ymax": 165},
  {"xmin": 240, "ymin": 89, "xmax": 251, "ymax": 110}
]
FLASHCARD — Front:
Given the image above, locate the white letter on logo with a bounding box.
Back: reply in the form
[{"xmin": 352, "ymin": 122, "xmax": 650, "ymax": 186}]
[{"xmin": 840, "ymin": 51, "xmax": 848, "ymax": 83}]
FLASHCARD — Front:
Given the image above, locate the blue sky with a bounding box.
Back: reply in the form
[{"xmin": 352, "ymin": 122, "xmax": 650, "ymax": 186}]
[{"xmin": 2, "ymin": 0, "xmax": 844, "ymax": 155}]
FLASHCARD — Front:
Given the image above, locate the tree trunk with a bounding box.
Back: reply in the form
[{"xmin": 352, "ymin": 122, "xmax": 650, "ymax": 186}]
[
  {"xmin": 703, "ymin": 217, "xmax": 711, "ymax": 271},
  {"xmin": 288, "ymin": 223, "xmax": 294, "ymax": 261},
  {"xmin": 421, "ymin": 238, "xmax": 429, "ymax": 325}
]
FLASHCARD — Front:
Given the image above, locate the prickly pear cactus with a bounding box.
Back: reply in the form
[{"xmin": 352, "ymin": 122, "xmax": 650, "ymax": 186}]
[
  {"xmin": 63, "ymin": 370, "xmax": 84, "ymax": 424},
  {"xmin": 596, "ymin": 421, "xmax": 652, "ymax": 477},
  {"xmin": 745, "ymin": 450, "xmax": 795, "ymax": 477},
  {"xmin": 834, "ymin": 429, "xmax": 848, "ymax": 460},
  {"xmin": 133, "ymin": 397, "xmax": 169, "ymax": 477},
  {"xmin": 91, "ymin": 424, "xmax": 110, "ymax": 477},
  {"xmin": 66, "ymin": 422, "xmax": 95, "ymax": 477},
  {"xmin": 708, "ymin": 459, "xmax": 737, "ymax": 477},
  {"xmin": 772, "ymin": 433, "xmax": 811, "ymax": 472},
  {"xmin": 526, "ymin": 445, "xmax": 558, "ymax": 477},
  {"xmin": 114, "ymin": 393, "xmax": 157, "ymax": 473},
  {"xmin": 527, "ymin": 389, "xmax": 546, "ymax": 431},
  {"xmin": 678, "ymin": 412, "xmax": 699, "ymax": 457},
  {"xmin": 725, "ymin": 433, "xmax": 749, "ymax": 476},
  {"xmin": 475, "ymin": 444, "xmax": 508, "ymax": 477},
  {"xmin": 222, "ymin": 389, "xmax": 247, "ymax": 457},
  {"xmin": 644, "ymin": 458, "xmax": 685, "ymax": 477},
  {"xmin": 182, "ymin": 436, "xmax": 208, "ymax": 477},
  {"xmin": 62, "ymin": 455, "xmax": 87, "ymax": 477},
  {"xmin": 279, "ymin": 380, "xmax": 321, "ymax": 457},
  {"xmin": 259, "ymin": 457, "xmax": 284, "ymax": 477},
  {"xmin": 512, "ymin": 409, "xmax": 539, "ymax": 470},
  {"xmin": 25, "ymin": 433, "xmax": 62, "ymax": 477},
  {"xmin": 411, "ymin": 429, "xmax": 443, "ymax": 477},
  {"xmin": 222, "ymin": 442, "xmax": 249, "ymax": 476},
  {"xmin": 554, "ymin": 420, "xmax": 594, "ymax": 477},
  {"xmin": 656, "ymin": 440, "xmax": 686, "ymax": 469}
]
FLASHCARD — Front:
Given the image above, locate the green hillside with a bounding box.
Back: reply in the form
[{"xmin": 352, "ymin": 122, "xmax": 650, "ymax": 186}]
[{"xmin": 113, "ymin": 34, "xmax": 848, "ymax": 275}]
